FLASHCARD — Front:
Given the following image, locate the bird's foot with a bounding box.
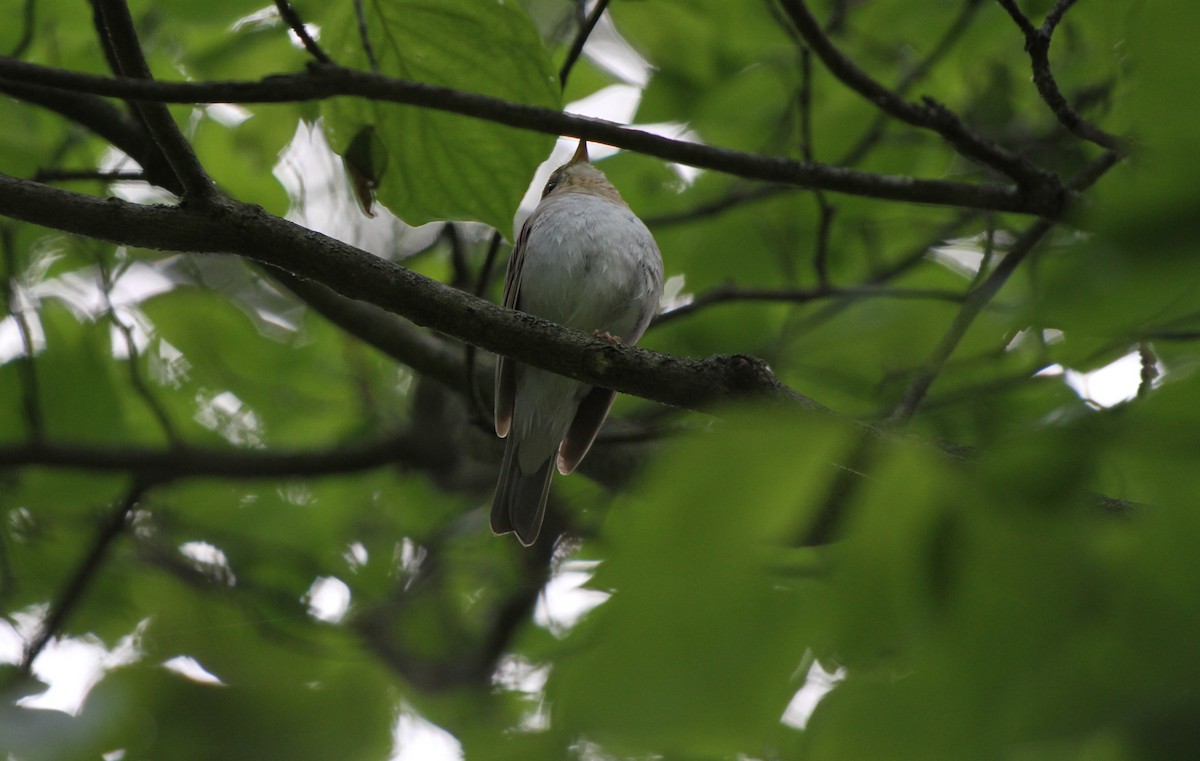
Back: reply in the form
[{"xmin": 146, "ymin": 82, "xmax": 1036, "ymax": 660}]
[{"xmin": 592, "ymin": 330, "xmax": 624, "ymax": 344}]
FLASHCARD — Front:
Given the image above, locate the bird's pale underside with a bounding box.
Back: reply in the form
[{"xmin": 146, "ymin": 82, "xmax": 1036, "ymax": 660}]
[{"xmin": 491, "ymin": 141, "xmax": 664, "ymax": 546}]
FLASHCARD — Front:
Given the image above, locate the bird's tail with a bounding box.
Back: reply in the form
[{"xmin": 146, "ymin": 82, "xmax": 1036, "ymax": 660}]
[{"xmin": 491, "ymin": 437, "xmax": 554, "ymax": 546}]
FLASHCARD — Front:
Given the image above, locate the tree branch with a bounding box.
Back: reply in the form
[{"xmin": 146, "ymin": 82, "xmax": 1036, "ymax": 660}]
[
  {"xmin": 0, "ymin": 430, "xmax": 449, "ymax": 479},
  {"xmin": 776, "ymin": 0, "xmax": 1060, "ymax": 189},
  {"xmin": 0, "ymin": 58, "xmax": 1070, "ymax": 216},
  {"xmin": 559, "ymin": 0, "xmax": 610, "ymax": 87},
  {"xmin": 274, "ymin": 0, "xmax": 334, "ymax": 64},
  {"xmin": 888, "ymin": 150, "xmax": 1122, "ymax": 423},
  {"xmin": 654, "ymin": 283, "xmax": 969, "ymax": 328},
  {"xmin": 996, "ymin": 0, "xmax": 1126, "ymax": 152},
  {"xmin": 0, "ymin": 172, "xmax": 827, "ymax": 415},
  {"xmin": 266, "ymin": 265, "xmax": 485, "ymax": 395},
  {"xmin": 32, "ymin": 169, "xmax": 146, "ymax": 184},
  {"xmin": 8, "ymin": 0, "xmax": 36, "ymax": 58},
  {"xmin": 0, "ymin": 78, "xmax": 181, "ymax": 192},
  {"xmin": 21, "ymin": 481, "xmax": 150, "ymax": 671},
  {"xmin": 837, "ymin": 0, "xmax": 987, "ymax": 167},
  {"xmin": 88, "ymin": 0, "xmax": 218, "ymax": 202}
]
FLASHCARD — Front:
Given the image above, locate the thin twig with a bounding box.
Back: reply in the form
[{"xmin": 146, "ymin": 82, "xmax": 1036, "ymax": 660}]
[
  {"xmin": 797, "ymin": 47, "xmax": 837, "ymax": 285},
  {"xmin": 95, "ymin": 255, "xmax": 179, "ymax": 443},
  {"xmin": 0, "ymin": 78, "xmax": 182, "ymax": 193},
  {"xmin": 21, "ymin": 481, "xmax": 150, "ymax": 671},
  {"xmin": 776, "ymin": 0, "xmax": 1058, "ymax": 189},
  {"xmin": 89, "ymin": 0, "xmax": 218, "ymax": 202},
  {"xmin": 887, "ymin": 216, "xmax": 1056, "ymax": 424},
  {"xmin": 273, "ymin": 0, "xmax": 333, "ymax": 64},
  {"xmin": 966, "ymin": 215, "xmax": 997, "ymax": 291},
  {"xmin": 444, "ymin": 224, "xmax": 471, "ymax": 290},
  {"xmin": 32, "ymin": 168, "xmax": 146, "ymax": 183},
  {"xmin": 654, "ymin": 282, "xmax": 969, "ymax": 327},
  {"xmin": 473, "ymin": 230, "xmax": 506, "ymax": 299},
  {"xmin": 353, "ymin": 0, "xmax": 379, "ymax": 73},
  {"xmin": 783, "ymin": 211, "xmax": 980, "ymax": 335},
  {"xmin": 996, "ymin": 0, "xmax": 1125, "ymax": 151},
  {"xmin": 888, "ymin": 149, "xmax": 1122, "ymax": 423},
  {"xmin": 9, "ymin": 0, "xmax": 36, "ymax": 57},
  {"xmin": 644, "ymin": 185, "xmax": 790, "ymax": 227},
  {"xmin": 838, "ymin": 0, "xmax": 986, "ymax": 167},
  {"xmin": 559, "ymin": 0, "xmax": 610, "ymax": 87},
  {"xmin": 1137, "ymin": 341, "xmax": 1157, "ymax": 399}
]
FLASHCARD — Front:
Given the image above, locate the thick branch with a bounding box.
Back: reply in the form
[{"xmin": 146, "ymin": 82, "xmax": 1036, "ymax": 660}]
[
  {"xmin": 266, "ymin": 266, "xmax": 484, "ymax": 395},
  {"xmin": 0, "ymin": 172, "xmax": 825, "ymax": 415},
  {"xmin": 0, "ymin": 58, "xmax": 1069, "ymax": 216}
]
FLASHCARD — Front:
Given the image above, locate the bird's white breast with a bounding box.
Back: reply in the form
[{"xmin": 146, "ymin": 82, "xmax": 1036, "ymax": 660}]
[{"xmin": 518, "ymin": 191, "xmax": 663, "ymax": 342}]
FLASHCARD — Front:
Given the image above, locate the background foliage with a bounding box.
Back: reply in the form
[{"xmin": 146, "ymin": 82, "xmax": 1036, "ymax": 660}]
[{"xmin": 2, "ymin": 0, "xmax": 1197, "ymax": 759}]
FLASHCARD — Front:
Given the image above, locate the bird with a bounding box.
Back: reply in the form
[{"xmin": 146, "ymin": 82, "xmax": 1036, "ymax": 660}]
[{"xmin": 492, "ymin": 140, "xmax": 664, "ymax": 546}]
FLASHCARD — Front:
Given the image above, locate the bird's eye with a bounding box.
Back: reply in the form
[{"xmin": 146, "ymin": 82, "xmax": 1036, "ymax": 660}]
[{"xmin": 542, "ymin": 179, "xmax": 558, "ymax": 197}]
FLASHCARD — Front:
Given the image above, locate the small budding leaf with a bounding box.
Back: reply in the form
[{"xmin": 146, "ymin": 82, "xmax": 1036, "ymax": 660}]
[{"xmin": 343, "ymin": 125, "xmax": 389, "ymax": 218}]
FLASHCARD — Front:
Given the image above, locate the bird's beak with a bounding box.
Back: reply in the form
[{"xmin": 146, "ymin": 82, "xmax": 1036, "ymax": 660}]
[{"xmin": 570, "ymin": 139, "xmax": 590, "ymax": 164}]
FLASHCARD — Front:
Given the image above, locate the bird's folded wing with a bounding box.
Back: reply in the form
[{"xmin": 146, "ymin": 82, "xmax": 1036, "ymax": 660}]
[{"xmin": 494, "ymin": 212, "xmax": 537, "ymax": 438}]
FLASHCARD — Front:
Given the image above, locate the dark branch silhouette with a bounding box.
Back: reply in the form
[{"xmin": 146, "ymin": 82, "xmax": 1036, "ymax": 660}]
[
  {"xmin": 776, "ymin": 0, "xmax": 1060, "ymax": 189},
  {"xmin": 0, "ymin": 432, "xmax": 448, "ymax": 480},
  {"xmin": 889, "ymin": 150, "xmax": 1122, "ymax": 422},
  {"xmin": 995, "ymin": 0, "xmax": 1127, "ymax": 152},
  {"xmin": 0, "ymin": 57, "xmax": 1070, "ymax": 216},
  {"xmin": 0, "ymin": 172, "xmax": 828, "ymax": 416},
  {"xmin": 274, "ymin": 0, "xmax": 334, "ymax": 64},
  {"xmin": 21, "ymin": 481, "xmax": 151, "ymax": 671},
  {"xmin": 89, "ymin": 0, "xmax": 218, "ymax": 202}
]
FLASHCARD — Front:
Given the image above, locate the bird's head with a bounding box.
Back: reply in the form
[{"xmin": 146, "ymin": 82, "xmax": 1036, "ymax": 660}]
[{"xmin": 540, "ymin": 140, "xmax": 625, "ymax": 205}]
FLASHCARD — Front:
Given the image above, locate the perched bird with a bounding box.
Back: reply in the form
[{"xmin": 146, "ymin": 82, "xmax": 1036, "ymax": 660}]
[{"xmin": 492, "ymin": 140, "xmax": 664, "ymax": 546}]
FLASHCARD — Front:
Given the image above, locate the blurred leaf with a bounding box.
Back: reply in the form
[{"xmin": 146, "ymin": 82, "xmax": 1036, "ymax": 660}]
[
  {"xmin": 35, "ymin": 303, "xmax": 130, "ymax": 444},
  {"xmin": 83, "ymin": 652, "xmax": 393, "ymax": 761},
  {"xmin": 189, "ymin": 105, "xmax": 294, "ymax": 214},
  {"xmin": 549, "ymin": 408, "xmax": 851, "ymax": 755}
]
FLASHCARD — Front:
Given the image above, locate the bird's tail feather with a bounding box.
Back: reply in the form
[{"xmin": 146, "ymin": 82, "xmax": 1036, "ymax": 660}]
[{"xmin": 491, "ymin": 437, "xmax": 554, "ymax": 546}]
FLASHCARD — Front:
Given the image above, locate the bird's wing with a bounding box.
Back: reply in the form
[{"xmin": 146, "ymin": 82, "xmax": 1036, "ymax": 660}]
[
  {"xmin": 557, "ymin": 386, "xmax": 618, "ymax": 475},
  {"xmin": 494, "ymin": 212, "xmax": 536, "ymax": 438}
]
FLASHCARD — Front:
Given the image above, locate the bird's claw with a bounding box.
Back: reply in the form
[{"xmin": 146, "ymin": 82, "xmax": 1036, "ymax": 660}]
[{"xmin": 592, "ymin": 330, "xmax": 624, "ymax": 344}]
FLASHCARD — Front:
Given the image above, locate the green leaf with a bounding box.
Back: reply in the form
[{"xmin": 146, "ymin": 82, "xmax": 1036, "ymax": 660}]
[
  {"xmin": 548, "ymin": 407, "xmax": 852, "ymax": 756},
  {"xmin": 35, "ymin": 303, "xmax": 131, "ymax": 444},
  {"xmin": 313, "ymin": 0, "xmax": 561, "ymax": 232}
]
